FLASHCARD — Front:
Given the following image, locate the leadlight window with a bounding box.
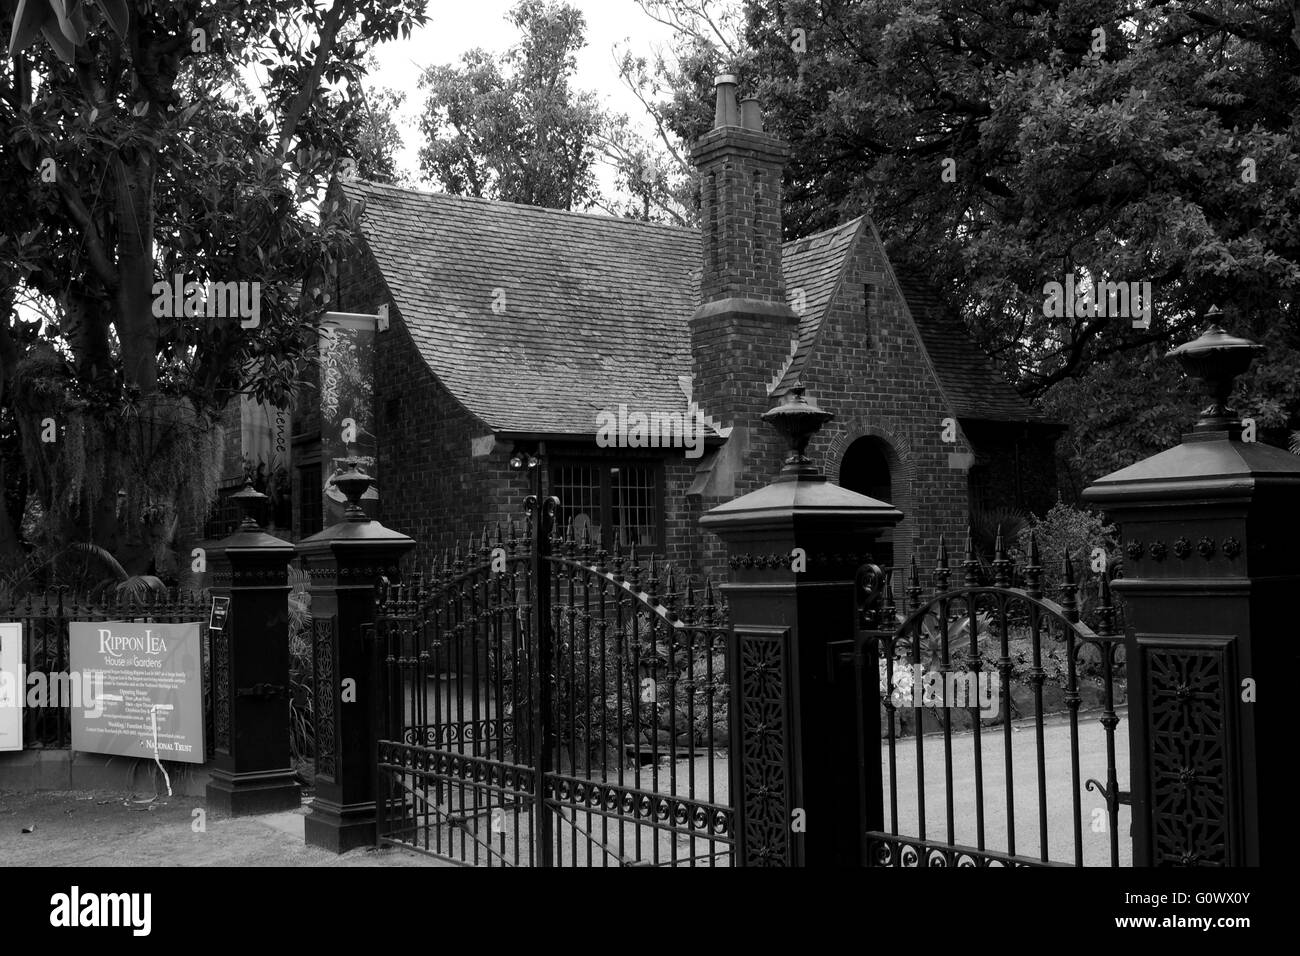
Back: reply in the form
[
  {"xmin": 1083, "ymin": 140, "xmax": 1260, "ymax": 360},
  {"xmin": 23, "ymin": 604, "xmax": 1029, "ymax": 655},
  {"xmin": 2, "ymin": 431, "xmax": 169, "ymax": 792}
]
[
  {"xmin": 551, "ymin": 460, "xmax": 662, "ymax": 552},
  {"xmin": 203, "ymin": 479, "xmax": 245, "ymax": 540}
]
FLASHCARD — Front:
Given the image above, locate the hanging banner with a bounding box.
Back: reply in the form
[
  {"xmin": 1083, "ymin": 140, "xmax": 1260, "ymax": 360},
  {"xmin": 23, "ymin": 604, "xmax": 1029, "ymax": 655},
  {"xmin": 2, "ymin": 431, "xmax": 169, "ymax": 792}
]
[
  {"xmin": 69, "ymin": 621, "xmax": 206, "ymax": 764},
  {"xmin": 319, "ymin": 318, "xmax": 378, "ymax": 526},
  {"xmin": 0, "ymin": 623, "xmax": 21, "ymax": 752},
  {"xmin": 240, "ymin": 389, "xmax": 292, "ymax": 530}
]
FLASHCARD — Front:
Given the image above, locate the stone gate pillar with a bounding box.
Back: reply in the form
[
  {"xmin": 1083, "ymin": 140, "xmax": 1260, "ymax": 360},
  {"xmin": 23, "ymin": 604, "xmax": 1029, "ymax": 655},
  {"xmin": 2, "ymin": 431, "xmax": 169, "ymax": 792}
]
[
  {"xmin": 298, "ymin": 459, "xmax": 414, "ymax": 853},
  {"xmin": 206, "ymin": 484, "xmax": 301, "ymax": 814},
  {"xmin": 701, "ymin": 385, "xmax": 902, "ymax": 866},
  {"xmin": 1083, "ymin": 322, "xmax": 1294, "ymax": 866}
]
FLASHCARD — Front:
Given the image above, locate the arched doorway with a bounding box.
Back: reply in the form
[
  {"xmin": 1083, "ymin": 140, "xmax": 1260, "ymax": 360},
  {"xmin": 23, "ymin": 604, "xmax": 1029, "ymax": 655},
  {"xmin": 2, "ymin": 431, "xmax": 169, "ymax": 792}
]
[{"xmin": 840, "ymin": 436, "xmax": 895, "ymax": 569}]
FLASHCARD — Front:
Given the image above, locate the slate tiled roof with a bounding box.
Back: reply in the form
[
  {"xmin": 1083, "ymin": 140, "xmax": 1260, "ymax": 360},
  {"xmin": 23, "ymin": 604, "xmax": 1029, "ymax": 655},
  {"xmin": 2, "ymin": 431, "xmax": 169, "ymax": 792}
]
[
  {"xmin": 342, "ymin": 181, "xmax": 1045, "ymax": 434},
  {"xmin": 892, "ymin": 269, "xmax": 1050, "ymax": 424},
  {"xmin": 778, "ymin": 217, "xmax": 862, "ymax": 388},
  {"xmin": 342, "ymin": 181, "xmax": 702, "ymax": 435}
]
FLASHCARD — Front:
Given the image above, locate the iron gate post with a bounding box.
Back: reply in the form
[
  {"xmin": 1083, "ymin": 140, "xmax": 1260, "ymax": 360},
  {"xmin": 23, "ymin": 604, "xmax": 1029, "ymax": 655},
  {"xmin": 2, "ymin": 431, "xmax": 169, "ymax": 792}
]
[
  {"xmin": 1084, "ymin": 322, "xmax": 1295, "ymax": 866},
  {"xmin": 527, "ymin": 492, "xmax": 559, "ymax": 867},
  {"xmin": 206, "ymin": 484, "xmax": 302, "ymax": 815},
  {"xmin": 299, "ymin": 460, "xmax": 415, "ymax": 853},
  {"xmin": 701, "ymin": 386, "xmax": 902, "ymax": 866}
]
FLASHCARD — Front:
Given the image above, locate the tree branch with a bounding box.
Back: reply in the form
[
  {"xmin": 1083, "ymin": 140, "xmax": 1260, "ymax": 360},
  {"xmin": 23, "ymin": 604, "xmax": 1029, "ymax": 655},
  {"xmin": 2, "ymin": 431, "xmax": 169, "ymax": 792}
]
[
  {"xmin": 275, "ymin": 0, "xmax": 351, "ymax": 161},
  {"xmin": 55, "ymin": 177, "xmax": 117, "ymax": 289}
]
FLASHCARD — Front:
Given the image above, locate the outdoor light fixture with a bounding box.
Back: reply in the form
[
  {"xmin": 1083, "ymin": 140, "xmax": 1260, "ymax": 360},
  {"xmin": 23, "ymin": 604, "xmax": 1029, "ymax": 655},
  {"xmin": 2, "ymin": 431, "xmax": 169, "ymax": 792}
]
[{"xmin": 509, "ymin": 449, "xmax": 540, "ymax": 469}]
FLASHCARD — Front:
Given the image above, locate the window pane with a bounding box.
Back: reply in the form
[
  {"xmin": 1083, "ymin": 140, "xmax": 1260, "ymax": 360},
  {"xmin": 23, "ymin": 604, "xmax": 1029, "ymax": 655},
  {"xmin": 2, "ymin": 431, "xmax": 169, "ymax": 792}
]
[
  {"xmin": 552, "ymin": 463, "xmax": 602, "ymax": 545},
  {"xmin": 204, "ymin": 482, "xmax": 244, "ymax": 540},
  {"xmin": 610, "ymin": 464, "xmax": 657, "ymax": 549}
]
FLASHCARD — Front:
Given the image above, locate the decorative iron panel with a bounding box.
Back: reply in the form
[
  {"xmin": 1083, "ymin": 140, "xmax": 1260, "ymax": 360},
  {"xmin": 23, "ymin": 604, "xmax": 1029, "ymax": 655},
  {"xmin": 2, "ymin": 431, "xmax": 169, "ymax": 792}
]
[
  {"xmin": 1146, "ymin": 646, "xmax": 1230, "ymax": 866},
  {"xmin": 213, "ymin": 622, "xmax": 231, "ymax": 754},
  {"xmin": 865, "ymin": 833, "xmax": 1066, "ymax": 868},
  {"xmin": 736, "ymin": 628, "xmax": 791, "ymax": 867},
  {"xmin": 313, "ymin": 616, "xmax": 337, "ymax": 779}
]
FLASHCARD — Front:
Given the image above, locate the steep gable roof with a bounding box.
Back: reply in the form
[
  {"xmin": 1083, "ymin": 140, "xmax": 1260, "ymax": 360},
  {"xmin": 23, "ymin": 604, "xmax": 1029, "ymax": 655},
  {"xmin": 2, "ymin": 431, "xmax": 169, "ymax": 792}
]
[
  {"xmin": 342, "ymin": 180, "xmax": 702, "ymax": 435},
  {"xmin": 341, "ymin": 181, "xmax": 1046, "ymax": 435},
  {"xmin": 892, "ymin": 269, "xmax": 1051, "ymax": 424},
  {"xmin": 779, "ymin": 217, "xmax": 862, "ymax": 386}
]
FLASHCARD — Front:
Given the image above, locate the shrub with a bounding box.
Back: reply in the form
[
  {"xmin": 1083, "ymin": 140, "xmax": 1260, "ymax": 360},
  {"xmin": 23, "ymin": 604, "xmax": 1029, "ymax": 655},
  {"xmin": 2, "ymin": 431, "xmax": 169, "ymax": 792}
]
[{"xmin": 1013, "ymin": 499, "xmax": 1120, "ymax": 626}]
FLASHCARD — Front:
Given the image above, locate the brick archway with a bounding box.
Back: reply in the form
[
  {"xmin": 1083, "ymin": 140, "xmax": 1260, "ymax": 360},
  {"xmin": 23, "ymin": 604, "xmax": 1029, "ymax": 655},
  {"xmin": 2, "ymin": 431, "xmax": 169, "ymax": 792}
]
[{"xmin": 829, "ymin": 423, "xmax": 916, "ymax": 578}]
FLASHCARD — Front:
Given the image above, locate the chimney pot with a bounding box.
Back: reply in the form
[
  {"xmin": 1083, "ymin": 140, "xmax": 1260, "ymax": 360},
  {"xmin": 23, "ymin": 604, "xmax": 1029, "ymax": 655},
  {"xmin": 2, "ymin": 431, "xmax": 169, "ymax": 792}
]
[
  {"xmin": 713, "ymin": 74, "xmax": 739, "ymax": 128},
  {"xmin": 740, "ymin": 97, "xmax": 763, "ymax": 132}
]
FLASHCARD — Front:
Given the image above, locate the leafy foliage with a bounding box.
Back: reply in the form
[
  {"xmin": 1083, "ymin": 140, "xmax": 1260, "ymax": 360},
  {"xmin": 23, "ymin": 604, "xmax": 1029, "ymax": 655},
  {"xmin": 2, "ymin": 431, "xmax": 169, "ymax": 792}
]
[
  {"xmin": 0, "ymin": 0, "xmax": 428, "ymax": 573},
  {"xmin": 631, "ymin": 0, "xmax": 1300, "ymax": 487},
  {"xmin": 417, "ymin": 0, "xmax": 605, "ymax": 211},
  {"xmin": 1013, "ymin": 499, "xmax": 1119, "ymax": 624}
]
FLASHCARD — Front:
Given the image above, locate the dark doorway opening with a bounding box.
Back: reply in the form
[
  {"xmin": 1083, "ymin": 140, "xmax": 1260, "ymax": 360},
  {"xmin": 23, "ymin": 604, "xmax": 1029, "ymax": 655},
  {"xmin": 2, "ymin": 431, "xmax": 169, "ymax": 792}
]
[{"xmin": 841, "ymin": 437, "xmax": 894, "ymax": 569}]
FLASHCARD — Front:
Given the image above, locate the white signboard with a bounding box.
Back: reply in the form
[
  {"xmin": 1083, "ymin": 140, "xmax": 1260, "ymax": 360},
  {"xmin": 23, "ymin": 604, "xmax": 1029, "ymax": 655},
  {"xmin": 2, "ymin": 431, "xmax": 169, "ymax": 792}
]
[
  {"xmin": 69, "ymin": 621, "xmax": 205, "ymax": 764},
  {"xmin": 0, "ymin": 622, "xmax": 21, "ymax": 751}
]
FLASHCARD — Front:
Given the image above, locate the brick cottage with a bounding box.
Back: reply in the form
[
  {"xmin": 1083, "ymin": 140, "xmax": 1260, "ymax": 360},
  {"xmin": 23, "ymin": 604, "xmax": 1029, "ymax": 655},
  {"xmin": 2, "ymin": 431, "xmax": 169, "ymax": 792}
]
[{"xmin": 190, "ymin": 77, "xmax": 1060, "ymax": 586}]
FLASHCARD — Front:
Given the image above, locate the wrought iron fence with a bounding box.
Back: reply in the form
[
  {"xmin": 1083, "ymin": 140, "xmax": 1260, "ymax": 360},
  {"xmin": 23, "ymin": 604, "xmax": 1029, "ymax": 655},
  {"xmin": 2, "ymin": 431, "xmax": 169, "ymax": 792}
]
[
  {"xmin": 858, "ymin": 533, "xmax": 1128, "ymax": 867},
  {"xmin": 376, "ymin": 516, "xmax": 734, "ymax": 867},
  {"xmin": 0, "ymin": 587, "xmax": 213, "ymax": 751}
]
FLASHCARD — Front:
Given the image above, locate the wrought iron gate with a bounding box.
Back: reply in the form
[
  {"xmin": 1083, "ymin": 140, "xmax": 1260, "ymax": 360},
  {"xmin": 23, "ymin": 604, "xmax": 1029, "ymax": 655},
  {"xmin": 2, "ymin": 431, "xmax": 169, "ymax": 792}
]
[
  {"xmin": 855, "ymin": 534, "xmax": 1128, "ymax": 867},
  {"xmin": 374, "ymin": 495, "xmax": 734, "ymax": 866}
]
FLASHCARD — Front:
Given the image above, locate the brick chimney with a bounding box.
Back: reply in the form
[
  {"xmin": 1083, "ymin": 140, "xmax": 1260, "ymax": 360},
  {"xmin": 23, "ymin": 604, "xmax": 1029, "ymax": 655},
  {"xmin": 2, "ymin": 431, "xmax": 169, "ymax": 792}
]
[
  {"xmin": 689, "ymin": 76, "xmax": 799, "ymax": 506},
  {"xmin": 695, "ymin": 75, "xmax": 789, "ymax": 303}
]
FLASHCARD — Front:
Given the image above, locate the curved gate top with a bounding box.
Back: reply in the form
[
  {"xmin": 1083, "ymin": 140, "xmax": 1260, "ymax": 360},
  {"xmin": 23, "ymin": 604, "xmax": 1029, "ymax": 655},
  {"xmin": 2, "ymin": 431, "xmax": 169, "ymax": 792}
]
[
  {"xmin": 374, "ymin": 496, "xmax": 734, "ymax": 867},
  {"xmin": 859, "ymin": 532, "xmax": 1128, "ymax": 868}
]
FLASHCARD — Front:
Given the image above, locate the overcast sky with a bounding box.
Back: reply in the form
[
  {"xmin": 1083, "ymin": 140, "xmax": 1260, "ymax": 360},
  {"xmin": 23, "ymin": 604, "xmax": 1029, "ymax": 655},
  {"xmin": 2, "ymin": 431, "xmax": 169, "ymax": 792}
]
[{"xmin": 368, "ymin": 0, "xmax": 685, "ymax": 189}]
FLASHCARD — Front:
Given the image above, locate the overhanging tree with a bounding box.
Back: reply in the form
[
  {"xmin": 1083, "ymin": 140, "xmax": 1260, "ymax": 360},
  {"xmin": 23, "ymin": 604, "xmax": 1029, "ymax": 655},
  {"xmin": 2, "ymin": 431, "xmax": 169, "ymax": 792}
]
[
  {"xmin": 416, "ymin": 0, "xmax": 606, "ymax": 211},
  {"xmin": 0, "ymin": 0, "xmax": 428, "ymax": 582},
  {"xmin": 626, "ymin": 0, "xmax": 1300, "ymax": 490}
]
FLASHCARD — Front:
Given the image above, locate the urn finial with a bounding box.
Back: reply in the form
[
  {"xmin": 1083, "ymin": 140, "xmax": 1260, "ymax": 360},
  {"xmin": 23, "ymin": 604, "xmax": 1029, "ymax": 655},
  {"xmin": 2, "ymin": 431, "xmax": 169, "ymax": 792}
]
[
  {"xmin": 232, "ymin": 481, "xmax": 267, "ymax": 532},
  {"xmin": 762, "ymin": 382, "xmax": 833, "ymax": 475},
  {"xmin": 331, "ymin": 457, "xmax": 374, "ymax": 522},
  {"xmin": 1168, "ymin": 309, "xmax": 1264, "ymax": 432}
]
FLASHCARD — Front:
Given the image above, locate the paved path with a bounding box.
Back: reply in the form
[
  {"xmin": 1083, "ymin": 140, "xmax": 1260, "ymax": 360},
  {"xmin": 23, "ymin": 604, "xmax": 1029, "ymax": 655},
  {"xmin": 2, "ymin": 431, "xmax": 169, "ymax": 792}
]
[
  {"xmin": 1, "ymin": 707, "xmax": 1129, "ymax": 867},
  {"xmin": 882, "ymin": 706, "xmax": 1132, "ymax": 866},
  {"xmin": 0, "ymin": 790, "xmax": 455, "ymax": 867}
]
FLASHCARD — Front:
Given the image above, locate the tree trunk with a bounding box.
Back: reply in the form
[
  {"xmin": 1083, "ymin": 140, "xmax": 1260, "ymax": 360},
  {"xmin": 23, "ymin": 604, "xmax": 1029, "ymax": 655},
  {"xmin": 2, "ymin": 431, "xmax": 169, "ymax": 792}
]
[
  {"xmin": 0, "ymin": 454, "xmax": 24, "ymax": 570},
  {"xmin": 114, "ymin": 152, "xmax": 159, "ymax": 395}
]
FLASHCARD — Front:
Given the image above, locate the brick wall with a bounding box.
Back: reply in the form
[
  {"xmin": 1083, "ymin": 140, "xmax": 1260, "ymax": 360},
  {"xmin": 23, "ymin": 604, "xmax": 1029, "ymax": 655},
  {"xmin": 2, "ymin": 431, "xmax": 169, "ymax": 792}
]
[
  {"xmin": 687, "ymin": 125, "xmax": 801, "ymax": 583},
  {"xmin": 693, "ymin": 128, "xmax": 789, "ymax": 304},
  {"xmin": 797, "ymin": 224, "xmax": 975, "ymax": 581}
]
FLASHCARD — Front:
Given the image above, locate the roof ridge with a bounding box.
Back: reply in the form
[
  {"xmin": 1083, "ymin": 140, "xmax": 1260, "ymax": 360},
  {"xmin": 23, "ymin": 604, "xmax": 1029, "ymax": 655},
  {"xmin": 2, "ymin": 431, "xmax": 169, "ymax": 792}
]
[
  {"xmin": 781, "ymin": 215, "xmax": 867, "ymax": 250},
  {"xmin": 339, "ymin": 179, "xmax": 700, "ymax": 236},
  {"xmin": 780, "ymin": 217, "xmax": 867, "ymax": 389}
]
